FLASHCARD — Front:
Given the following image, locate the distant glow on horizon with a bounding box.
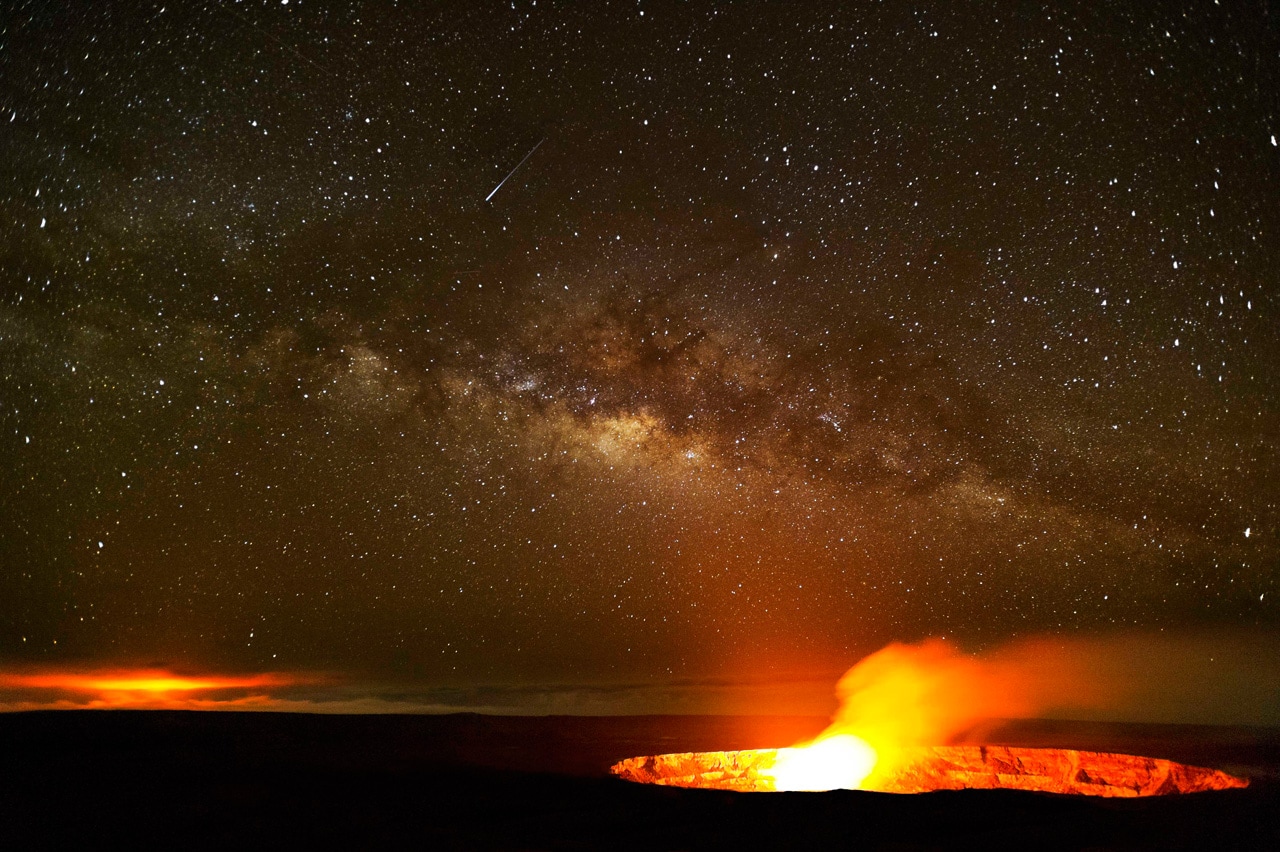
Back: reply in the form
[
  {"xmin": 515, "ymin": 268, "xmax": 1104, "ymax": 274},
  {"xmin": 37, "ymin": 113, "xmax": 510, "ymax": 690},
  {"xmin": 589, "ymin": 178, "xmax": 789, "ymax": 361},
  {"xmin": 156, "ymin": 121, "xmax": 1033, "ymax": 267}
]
[
  {"xmin": 0, "ymin": 669, "xmax": 301, "ymax": 709},
  {"xmin": 2, "ymin": 670, "xmax": 287, "ymax": 693}
]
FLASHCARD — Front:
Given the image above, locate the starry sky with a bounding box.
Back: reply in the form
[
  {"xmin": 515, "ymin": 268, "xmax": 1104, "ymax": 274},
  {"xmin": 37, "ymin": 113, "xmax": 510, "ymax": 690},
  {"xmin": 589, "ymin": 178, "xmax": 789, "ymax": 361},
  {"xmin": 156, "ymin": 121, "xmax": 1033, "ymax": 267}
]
[{"xmin": 1, "ymin": 1, "xmax": 1277, "ymax": 716}]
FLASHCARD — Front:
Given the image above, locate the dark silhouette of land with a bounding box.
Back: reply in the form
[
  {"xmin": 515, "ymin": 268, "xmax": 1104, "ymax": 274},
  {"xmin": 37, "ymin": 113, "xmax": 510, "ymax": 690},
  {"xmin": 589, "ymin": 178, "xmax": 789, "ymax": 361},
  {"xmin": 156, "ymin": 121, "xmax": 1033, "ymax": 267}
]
[{"xmin": 1, "ymin": 711, "xmax": 1276, "ymax": 849}]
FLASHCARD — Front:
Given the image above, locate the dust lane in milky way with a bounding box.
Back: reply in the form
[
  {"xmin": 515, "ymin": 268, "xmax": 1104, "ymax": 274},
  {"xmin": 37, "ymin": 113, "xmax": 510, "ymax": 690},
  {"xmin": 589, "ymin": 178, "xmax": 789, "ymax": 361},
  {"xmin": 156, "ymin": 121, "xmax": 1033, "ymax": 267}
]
[{"xmin": 0, "ymin": 1, "xmax": 1276, "ymax": 715}]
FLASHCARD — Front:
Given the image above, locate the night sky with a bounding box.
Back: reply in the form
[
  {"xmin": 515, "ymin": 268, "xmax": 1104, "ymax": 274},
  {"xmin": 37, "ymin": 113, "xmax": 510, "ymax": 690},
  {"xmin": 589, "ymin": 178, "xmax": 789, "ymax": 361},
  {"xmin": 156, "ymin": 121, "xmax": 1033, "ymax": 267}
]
[{"xmin": 2, "ymin": 1, "xmax": 1277, "ymax": 717}]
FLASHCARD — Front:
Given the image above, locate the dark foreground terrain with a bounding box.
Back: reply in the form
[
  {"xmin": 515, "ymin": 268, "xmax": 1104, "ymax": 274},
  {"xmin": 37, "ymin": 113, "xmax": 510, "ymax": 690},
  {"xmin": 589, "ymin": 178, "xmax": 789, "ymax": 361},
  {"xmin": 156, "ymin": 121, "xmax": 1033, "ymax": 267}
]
[{"xmin": 1, "ymin": 711, "xmax": 1276, "ymax": 850}]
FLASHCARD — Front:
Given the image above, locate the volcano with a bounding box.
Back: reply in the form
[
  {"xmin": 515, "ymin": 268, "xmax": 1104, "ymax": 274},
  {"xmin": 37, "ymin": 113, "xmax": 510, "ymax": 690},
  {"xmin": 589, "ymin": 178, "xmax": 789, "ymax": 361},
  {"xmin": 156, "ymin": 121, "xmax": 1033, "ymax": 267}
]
[
  {"xmin": 611, "ymin": 744, "xmax": 1249, "ymax": 796},
  {"xmin": 613, "ymin": 639, "xmax": 1256, "ymax": 797}
]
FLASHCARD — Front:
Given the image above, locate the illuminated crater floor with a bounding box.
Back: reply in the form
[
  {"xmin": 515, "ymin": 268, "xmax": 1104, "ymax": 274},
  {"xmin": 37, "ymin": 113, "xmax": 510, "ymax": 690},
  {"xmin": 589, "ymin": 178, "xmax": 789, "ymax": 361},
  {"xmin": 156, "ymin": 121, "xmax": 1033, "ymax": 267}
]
[{"xmin": 611, "ymin": 745, "xmax": 1249, "ymax": 797}]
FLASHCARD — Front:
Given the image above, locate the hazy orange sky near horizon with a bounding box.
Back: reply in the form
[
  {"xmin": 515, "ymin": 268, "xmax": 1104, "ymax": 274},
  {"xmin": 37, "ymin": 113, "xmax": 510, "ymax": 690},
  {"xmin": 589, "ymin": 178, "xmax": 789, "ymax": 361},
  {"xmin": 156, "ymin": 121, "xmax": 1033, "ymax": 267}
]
[{"xmin": 2, "ymin": 631, "xmax": 1278, "ymax": 725}]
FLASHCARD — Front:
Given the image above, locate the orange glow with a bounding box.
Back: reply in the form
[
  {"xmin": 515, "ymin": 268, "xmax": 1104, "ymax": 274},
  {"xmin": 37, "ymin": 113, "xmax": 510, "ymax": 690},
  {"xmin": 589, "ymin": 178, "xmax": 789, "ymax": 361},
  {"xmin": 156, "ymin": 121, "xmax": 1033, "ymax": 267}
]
[
  {"xmin": 611, "ymin": 746, "xmax": 1248, "ymax": 796},
  {"xmin": 0, "ymin": 669, "xmax": 297, "ymax": 709},
  {"xmin": 8, "ymin": 672, "xmax": 283, "ymax": 693},
  {"xmin": 612, "ymin": 638, "xmax": 1250, "ymax": 795},
  {"xmin": 757, "ymin": 638, "xmax": 1104, "ymax": 789},
  {"xmin": 762, "ymin": 733, "xmax": 878, "ymax": 791},
  {"xmin": 736, "ymin": 640, "xmax": 1026, "ymax": 790}
]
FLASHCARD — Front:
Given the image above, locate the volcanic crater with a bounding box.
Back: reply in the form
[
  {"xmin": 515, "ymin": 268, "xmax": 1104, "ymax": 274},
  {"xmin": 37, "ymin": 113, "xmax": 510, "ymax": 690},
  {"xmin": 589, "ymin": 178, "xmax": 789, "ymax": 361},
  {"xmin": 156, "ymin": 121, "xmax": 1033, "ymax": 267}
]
[{"xmin": 611, "ymin": 744, "xmax": 1249, "ymax": 796}]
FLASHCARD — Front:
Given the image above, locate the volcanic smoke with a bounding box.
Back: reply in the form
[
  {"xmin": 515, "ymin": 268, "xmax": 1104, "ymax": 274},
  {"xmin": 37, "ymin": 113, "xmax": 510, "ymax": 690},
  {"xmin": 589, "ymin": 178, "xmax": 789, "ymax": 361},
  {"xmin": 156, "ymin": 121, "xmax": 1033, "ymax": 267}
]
[{"xmin": 612, "ymin": 639, "xmax": 1251, "ymax": 796}]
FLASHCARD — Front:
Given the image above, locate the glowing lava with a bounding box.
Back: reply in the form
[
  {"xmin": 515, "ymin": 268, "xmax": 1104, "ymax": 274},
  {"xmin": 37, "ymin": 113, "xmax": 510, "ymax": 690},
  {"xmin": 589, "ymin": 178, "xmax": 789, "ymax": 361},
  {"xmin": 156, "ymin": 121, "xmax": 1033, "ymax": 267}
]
[
  {"xmin": 764, "ymin": 734, "xmax": 878, "ymax": 791},
  {"xmin": 613, "ymin": 639, "xmax": 1250, "ymax": 796},
  {"xmin": 611, "ymin": 745, "xmax": 1248, "ymax": 796}
]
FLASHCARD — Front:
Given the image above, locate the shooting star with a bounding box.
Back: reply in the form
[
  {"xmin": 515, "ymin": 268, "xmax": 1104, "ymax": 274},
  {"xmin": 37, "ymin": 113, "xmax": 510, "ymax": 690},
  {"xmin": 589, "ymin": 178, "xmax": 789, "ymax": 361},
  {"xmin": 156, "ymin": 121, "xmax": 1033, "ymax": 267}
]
[{"xmin": 485, "ymin": 137, "xmax": 546, "ymax": 202}]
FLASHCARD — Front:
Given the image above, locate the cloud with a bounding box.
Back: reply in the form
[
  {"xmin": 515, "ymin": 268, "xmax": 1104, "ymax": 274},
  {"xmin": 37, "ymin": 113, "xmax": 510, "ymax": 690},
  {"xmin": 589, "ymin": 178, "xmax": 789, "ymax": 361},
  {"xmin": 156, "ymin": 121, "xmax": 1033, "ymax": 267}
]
[
  {"xmin": 814, "ymin": 631, "xmax": 1280, "ymax": 738},
  {"xmin": 0, "ymin": 668, "xmax": 311, "ymax": 712}
]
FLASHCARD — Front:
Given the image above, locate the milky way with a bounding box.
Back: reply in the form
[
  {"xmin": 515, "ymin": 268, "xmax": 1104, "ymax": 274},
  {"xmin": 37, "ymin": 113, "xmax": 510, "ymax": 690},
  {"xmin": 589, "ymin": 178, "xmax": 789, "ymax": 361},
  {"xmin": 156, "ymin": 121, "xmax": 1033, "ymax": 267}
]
[{"xmin": 1, "ymin": 1, "xmax": 1276, "ymax": 714}]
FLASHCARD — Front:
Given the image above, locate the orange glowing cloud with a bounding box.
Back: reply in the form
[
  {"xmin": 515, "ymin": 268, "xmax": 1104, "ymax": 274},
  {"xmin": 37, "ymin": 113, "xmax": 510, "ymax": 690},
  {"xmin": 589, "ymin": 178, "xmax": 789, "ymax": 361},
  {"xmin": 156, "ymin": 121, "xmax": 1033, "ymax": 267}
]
[
  {"xmin": 0, "ymin": 668, "xmax": 305, "ymax": 710},
  {"xmin": 770, "ymin": 637, "xmax": 1113, "ymax": 790}
]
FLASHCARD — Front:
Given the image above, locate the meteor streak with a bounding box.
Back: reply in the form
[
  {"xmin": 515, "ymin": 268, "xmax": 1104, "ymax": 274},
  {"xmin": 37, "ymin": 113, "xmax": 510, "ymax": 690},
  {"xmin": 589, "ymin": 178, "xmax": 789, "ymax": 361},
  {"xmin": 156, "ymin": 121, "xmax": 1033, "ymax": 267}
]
[{"xmin": 485, "ymin": 137, "xmax": 545, "ymax": 202}]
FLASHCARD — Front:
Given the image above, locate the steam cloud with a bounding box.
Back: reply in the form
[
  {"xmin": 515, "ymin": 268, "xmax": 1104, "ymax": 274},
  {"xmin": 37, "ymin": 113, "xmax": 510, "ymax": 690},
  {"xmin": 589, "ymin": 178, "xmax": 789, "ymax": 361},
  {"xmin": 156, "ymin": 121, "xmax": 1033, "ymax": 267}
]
[{"xmin": 823, "ymin": 631, "xmax": 1280, "ymax": 747}]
